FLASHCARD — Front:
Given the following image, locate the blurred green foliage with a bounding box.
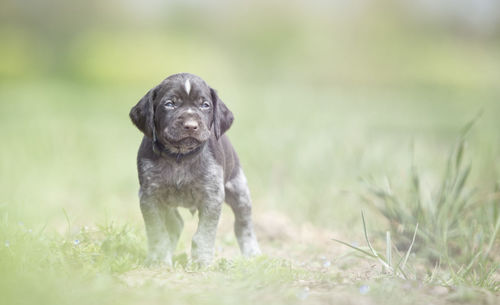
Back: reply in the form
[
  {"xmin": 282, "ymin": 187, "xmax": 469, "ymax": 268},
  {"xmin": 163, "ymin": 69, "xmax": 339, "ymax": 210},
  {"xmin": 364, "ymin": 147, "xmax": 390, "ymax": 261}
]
[
  {"xmin": 0, "ymin": 1, "xmax": 499, "ymax": 304},
  {"xmin": 1, "ymin": 0, "xmax": 500, "ymax": 227},
  {"xmin": 1, "ymin": 0, "xmax": 499, "ymax": 89}
]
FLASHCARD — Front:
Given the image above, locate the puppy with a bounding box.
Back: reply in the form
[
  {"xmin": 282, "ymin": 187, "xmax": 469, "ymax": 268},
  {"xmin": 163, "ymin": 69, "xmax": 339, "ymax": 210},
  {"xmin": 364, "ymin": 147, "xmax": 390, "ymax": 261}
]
[{"xmin": 129, "ymin": 73, "xmax": 261, "ymax": 266}]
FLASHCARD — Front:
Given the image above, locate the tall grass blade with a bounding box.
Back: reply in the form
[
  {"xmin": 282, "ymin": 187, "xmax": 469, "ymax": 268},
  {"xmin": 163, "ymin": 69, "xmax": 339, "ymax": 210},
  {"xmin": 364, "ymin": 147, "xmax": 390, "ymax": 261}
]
[
  {"xmin": 386, "ymin": 231, "xmax": 392, "ymax": 269},
  {"xmin": 361, "ymin": 211, "xmax": 393, "ymax": 272},
  {"xmin": 330, "ymin": 238, "xmax": 376, "ymax": 258},
  {"xmin": 62, "ymin": 208, "xmax": 71, "ymax": 236},
  {"xmin": 482, "ymin": 217, "xmax": 499, "ymax": 260},
  {"xmin": 461, "ymin": 251, "xmax": 483, "ymax": 276},
  {"xmin": 401, "ymin": 223, "xmax": 418, "ymax": 271},
  {"xmin": 458, "ymin": 110, "xmax": 482, "ymax": 140}
]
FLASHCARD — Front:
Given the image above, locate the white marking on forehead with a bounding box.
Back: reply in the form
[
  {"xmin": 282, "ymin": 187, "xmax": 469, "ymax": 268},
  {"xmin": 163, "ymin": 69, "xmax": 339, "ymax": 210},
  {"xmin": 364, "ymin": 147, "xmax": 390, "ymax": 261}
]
[
  {"xmin": 184, "ymin": 79, "xmax": 191, "ymax": 95},
  {"xmin": 186, "ymin": 108, "xmax": 194, "ymax": 114}
]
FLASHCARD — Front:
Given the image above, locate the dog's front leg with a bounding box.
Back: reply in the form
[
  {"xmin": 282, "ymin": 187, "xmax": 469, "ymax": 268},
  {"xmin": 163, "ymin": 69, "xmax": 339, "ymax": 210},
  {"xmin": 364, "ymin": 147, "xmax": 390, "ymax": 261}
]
[
  {"xmin": 140, "ymin": 196, "xmax": 175, "ymax": 266},
  {"xmin": 191, "ymin": 200, "xmax": 222, "ymax": 266}
]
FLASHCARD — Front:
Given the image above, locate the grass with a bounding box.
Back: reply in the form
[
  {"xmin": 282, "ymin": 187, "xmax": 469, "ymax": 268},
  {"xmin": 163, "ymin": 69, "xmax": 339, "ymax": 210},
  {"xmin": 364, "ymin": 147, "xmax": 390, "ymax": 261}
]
[
  {"xmin": 359, "ymin": 118, "xmax": 499, "ymax": 291},
  {"xmin": 1, "ymin": 3, "xmax": 500, "ymax": 303},
  {"xmin": 0, "ymin": 215, "xmax": 329, "ymax": 305},
  {"xmin": 2, "ymin": 209, "xmax": 497, "ymax": 305},
  {"xmin": 332, "ymin": 212, "xmax": 419, "ymax": 280},
  {"xmin": 0, "ymin": 79, "xmax": 499, "ymax": 305}
]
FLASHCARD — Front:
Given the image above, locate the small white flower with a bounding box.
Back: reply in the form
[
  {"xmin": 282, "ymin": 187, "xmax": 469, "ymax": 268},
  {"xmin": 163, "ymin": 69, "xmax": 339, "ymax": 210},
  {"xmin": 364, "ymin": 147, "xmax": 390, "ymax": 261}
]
[
  {"xmin": 296, "ymin": 287, "xmax": 310, "ymax": 300},
  {"xmin": 5, "ymin": 240, "xmax": 10, "ymax": 248},
  {"xmin": 73, "ymin": 239, "xmax": 80, "ymax": 245},
  {"xmin": 359, "ymin": 285, "xmax": 370, "ymax": 295}
]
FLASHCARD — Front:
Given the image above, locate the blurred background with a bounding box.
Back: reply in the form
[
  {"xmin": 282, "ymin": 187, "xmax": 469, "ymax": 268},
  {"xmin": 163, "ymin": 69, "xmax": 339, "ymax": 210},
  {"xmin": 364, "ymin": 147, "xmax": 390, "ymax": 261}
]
[{"xmin": 1, "ymin": 0, "xmax": 499, "ymax": 231}]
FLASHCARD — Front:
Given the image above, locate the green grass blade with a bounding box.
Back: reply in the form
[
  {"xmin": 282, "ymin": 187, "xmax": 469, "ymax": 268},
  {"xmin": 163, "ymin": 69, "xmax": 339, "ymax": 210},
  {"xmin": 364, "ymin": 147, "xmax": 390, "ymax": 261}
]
[
  {"xmin": 361, "ymin": 211, "xmax": 393, "ymax": 271},
  {"xmin": 331, "ymin": 238, "xmax": 376, "ymax": 258},
  {"xmin": 386, "ymin": 231, "xmax": 392, "ymax": 269}
]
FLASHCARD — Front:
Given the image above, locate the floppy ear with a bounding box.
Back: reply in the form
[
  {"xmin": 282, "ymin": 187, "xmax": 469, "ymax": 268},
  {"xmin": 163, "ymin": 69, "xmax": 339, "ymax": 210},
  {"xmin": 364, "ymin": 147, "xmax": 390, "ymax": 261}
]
[
  {"xmin": 129, "ymin": 86, "xmax": 158, "ymax": 138},
  {"xmin": 210, "ymin": 88, "xmax": 234, "ymax": 140}
]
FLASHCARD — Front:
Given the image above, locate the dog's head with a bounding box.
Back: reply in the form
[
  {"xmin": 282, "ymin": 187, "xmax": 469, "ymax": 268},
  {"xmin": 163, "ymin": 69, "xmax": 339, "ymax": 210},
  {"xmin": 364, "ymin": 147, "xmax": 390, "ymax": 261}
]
[{"xmin": 130, "ymin": 73, "xmax": 234, "ymax": 154}]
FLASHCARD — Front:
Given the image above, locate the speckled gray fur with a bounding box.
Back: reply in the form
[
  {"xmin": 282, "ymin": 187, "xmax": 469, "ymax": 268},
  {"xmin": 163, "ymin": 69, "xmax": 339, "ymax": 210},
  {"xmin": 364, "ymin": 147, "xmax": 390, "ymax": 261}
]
[{"xmin": 130, "ymin": 73, "xmax": 260, "ymax": 266}]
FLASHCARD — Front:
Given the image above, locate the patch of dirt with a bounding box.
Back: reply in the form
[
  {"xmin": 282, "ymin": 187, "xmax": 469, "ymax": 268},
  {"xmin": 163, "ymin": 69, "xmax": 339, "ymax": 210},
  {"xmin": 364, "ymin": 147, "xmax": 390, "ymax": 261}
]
[
  {"xmin": 120, "ymin": 210, "xmax": 499, "ymax": 305},
  {"xmin": 214, "ymin": 209, "xmax": 349, "ymax": 263}
]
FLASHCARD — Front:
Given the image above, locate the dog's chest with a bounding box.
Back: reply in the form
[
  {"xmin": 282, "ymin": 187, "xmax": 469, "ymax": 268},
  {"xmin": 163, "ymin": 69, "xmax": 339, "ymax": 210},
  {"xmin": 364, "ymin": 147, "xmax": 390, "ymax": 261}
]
[{"xmin": 139, "ymin": 158, "xmax": 223, "ymax": 209}]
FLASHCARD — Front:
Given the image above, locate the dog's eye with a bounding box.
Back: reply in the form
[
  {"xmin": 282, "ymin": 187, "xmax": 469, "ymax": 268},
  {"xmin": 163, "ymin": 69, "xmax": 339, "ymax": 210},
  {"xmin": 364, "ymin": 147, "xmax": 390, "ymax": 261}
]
[
  {"xmin": 201, "ymin": 101, "xmax": 210, "ymax": 109},
  {"xmin": 164, "ymin": 100, "xmax": 175, "ymax": 109}
]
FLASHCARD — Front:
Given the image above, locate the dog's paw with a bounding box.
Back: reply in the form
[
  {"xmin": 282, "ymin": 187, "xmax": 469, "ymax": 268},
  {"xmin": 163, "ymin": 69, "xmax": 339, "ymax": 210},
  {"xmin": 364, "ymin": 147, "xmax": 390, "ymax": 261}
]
[
  {"xmin": 144, "ymin": 253, "xmax": 173, "ymax": 268},
  {"xmin": 190, "ymin": 252, "xmax": 214, "ymax": 268},
  {"xmin": 247, "ymin": 247, "xmax": 262, "ymax": 257},
  {"xmin": 241, "ymin": 241, "xmax": 262, "ymax": 257}
]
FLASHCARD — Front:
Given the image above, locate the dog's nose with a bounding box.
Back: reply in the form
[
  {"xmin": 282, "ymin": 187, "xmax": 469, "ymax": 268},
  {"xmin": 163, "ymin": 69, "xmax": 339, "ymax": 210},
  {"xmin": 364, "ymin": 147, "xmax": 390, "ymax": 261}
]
[{"xmin": 183, "ymin": 120, "xmax": 199, "ymax": 131}]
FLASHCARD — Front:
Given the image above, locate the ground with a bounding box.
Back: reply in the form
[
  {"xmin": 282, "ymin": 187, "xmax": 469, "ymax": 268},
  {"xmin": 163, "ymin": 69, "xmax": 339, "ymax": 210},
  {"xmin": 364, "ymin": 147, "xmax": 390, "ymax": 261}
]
[
  {"xmin": 1, "ymin": 3, "xmax": 500, "ymax": 303},
  {"xmin": 0, "ymin": 80, "xmax": 498, "ymax": 305},
  {"xmin": 116, "ymin": 210, "xmax": 498, "ymax": 305}
]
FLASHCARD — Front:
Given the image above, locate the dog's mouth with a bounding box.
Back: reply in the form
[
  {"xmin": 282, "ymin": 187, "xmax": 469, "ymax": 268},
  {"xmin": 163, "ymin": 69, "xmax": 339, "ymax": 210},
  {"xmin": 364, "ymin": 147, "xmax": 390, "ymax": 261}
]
[
  {"xmin": 162, "ymin": 136, "xmax": 203, "ymax": 154},
  {"xmin": 171, "ymin": 137, "xmax": 200, "ymax": 147}
]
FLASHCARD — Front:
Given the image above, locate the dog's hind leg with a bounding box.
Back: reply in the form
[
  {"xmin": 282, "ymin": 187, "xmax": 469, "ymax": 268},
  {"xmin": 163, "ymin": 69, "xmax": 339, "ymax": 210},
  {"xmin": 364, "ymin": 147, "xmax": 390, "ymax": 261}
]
[{"xmin": 225, "ymin": 169, "xmax": 261, "ymax": 257}]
